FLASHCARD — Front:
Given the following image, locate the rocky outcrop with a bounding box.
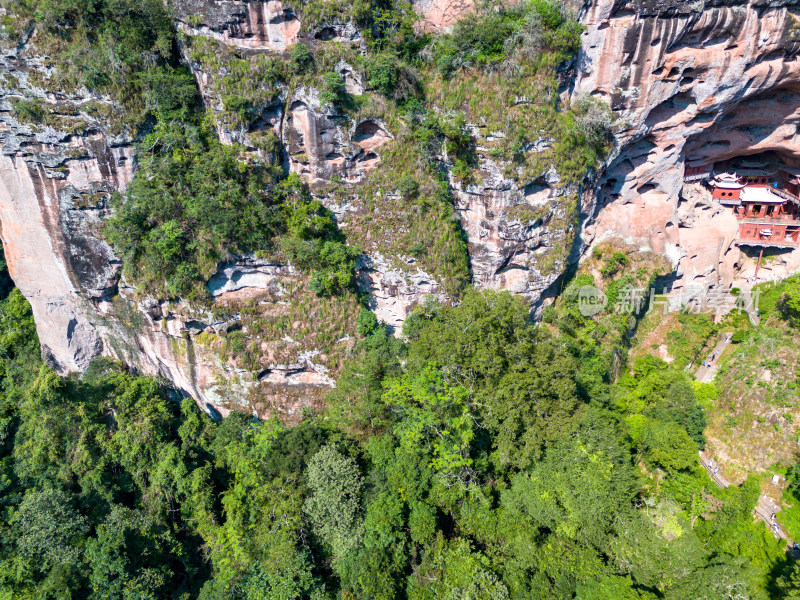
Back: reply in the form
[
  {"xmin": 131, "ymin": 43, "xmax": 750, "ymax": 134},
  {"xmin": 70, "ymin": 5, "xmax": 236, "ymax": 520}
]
[
  {"xmin": 357, "ymin": 253, "xmax": 440, "ymax": 332},
  {"xmin": 11, "ymin": 0, "xmax": 800, "ymax": 417},
  {"xmin": 575, "ymin": 0, "xmax": 800, "ymax": 295},
  {"xmin": 451, "ymin": 164, "xmax": 577, "ymax": 303},
  {"xmin": 0, "ymin": 150, "xmax": 106, "ymax": 372},
  {"xmin": 0, "ymin": 38, "xmax": 134, "ymax": 371},
  {"xmin": 175, "ymin": 0, "xmax": 302, "ymax": 51},
  {"xmin": 285, "ymin": 99, "xmax": 393, "ymax": 184},
  {"xmin": 103, "ymin": 259, "xmax": 346, "ymax": 420},
  {"xmin": 414, "ymin": 0, "xmax": 475, "ymax": 31}
]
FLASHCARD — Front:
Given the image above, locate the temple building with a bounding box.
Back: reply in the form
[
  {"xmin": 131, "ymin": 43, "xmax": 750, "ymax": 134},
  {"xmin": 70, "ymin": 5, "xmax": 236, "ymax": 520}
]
[
  {"xmin": 684, "ymin": 160, "xmax": 710, "ymax": 181},
  {"xmin": 709, "ymin": 165, "xmax": 800, "ymax": 249},
  {"xmin": 710, "ymin": 172, "xmax": 744, "ymax": 205}
]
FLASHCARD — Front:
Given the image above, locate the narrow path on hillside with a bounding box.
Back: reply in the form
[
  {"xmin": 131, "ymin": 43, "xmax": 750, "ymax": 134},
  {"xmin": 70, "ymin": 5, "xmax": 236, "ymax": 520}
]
[
  {"xmin": 694, "ymin": 334, "xmax": 732, "ymax": 383},
  {"xmin": 747, "ymin": 302, "xmax": 761, "ymax": 327},
  {"xmin": 699, "ymin": 450, "xmax": 799, "ymax": 557},
  {"xmin": 700, "ymin": 450, "xmax": 732, "ymax": 487}
]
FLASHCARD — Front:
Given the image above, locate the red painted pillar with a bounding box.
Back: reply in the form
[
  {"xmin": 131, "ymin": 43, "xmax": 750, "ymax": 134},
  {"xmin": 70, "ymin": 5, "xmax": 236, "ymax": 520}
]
[{"xmin": 755, "ymin": 247, "xmax": 765, "ymax": 280}]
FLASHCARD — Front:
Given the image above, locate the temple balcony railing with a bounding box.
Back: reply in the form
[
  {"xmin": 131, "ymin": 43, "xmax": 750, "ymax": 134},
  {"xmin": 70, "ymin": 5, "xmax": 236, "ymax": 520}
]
[
  {"xmin": 737, "ymin": 217, "xmax": 800, "ymax": 227},
  {"xmin": 736, "ymin": 237, "xmax": 799, "ymax": 249},
  {"xmin": 736, "ymin": 216, "xmax": 800, "ymax": 225},
  {"xmin": 683, "ymin": 172, "xmax": 710, "ymax": 182}
]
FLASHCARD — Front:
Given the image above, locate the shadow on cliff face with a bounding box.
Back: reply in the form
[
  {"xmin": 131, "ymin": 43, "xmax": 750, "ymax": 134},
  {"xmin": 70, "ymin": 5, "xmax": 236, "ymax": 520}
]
[
  {"xmin": 594, "ymin": 136, "xmax": 659, "ymax": 215},
  {"xmin": 683, "ymin": 85, "xmax": 800, "ymax": 167},
  {"xmin": 0, "ymin": 246, "xmax": 13, "ymax": 301},
  {"xmin": 530, "ymin": 209, "xmax": 588, "ymax": 318},
  {"xmin": 644, "ymin": 92, "xmax": 696, "ymax": 128},
  {"xmin": 608, "ymin": 77, "xmax": 800, "ymax": 181}
]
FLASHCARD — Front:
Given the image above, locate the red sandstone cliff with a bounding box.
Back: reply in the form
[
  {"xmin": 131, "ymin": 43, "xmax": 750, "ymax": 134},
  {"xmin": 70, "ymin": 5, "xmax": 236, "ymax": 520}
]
[{"xmin": 574, "ymin": 0, "xmax": 800, "ymax": 293}]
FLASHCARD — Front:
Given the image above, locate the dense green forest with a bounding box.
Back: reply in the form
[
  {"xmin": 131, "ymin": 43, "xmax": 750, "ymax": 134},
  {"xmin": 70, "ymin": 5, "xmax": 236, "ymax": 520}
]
[
  {"xmin": 4, "ymin": 261, "xmax": 800, "ymax": 599},
  {"xmin": 4, "ymin": 0, "xmax": 800, "ymax": 598},
  {"xmin": 1, "ymin": 240, "xmax": 800, "ymax": 599}
]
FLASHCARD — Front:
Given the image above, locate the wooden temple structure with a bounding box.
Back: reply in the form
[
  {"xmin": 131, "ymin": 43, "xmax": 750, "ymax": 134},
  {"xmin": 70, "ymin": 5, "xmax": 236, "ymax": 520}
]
[{"xmin": 708, "ymin": 159, "xmax": 800, "ymax": 249}]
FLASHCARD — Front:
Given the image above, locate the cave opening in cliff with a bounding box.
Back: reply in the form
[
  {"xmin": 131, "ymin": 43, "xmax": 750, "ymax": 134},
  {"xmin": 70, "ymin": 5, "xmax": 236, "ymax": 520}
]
[
  {"xmin": 684, "ymin": 150, "xmax": 800, "ymax": 188},
  {"xmin": 0, "ymin": 253, "xmax": 12, "ymax": 301},
  {"xmin": 685, "ymin": 150, "xmax": 800, "ymax": 274},
  {"xmin": 709, "ymin": 151, "xmax": 800, "ymax": 181}
]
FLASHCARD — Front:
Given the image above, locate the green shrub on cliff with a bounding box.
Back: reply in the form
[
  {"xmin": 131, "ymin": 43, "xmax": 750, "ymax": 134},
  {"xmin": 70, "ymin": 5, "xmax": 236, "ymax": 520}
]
[
  {"xmin": 106, "ymin": 120, "xmax": 281, "ymax": 299},
  {"xmin": 279, "ymin": 175, "xmax": 362, "ymax": 296},
  {"xmin": 218, "ymin": 55, "xmax": 285, "ymax": 129},
  {"xmin": 320, "ymin": 70, "xmax": 347, "ymax": 106},
  {"xmin": 10, "ymin": 98, "xmax": 46, "ymax": 123},
  {"xmin": 431, "ymin": 0, "xmax": 582, "ymax": 77},
  {"xmin": 108, "ymin": 123, "xmax": 358, "ymax": 300},
  {"xmin": 7, "ymin": 0, "xmax": 175, "ymax": 128},
  {"xmin": 366, "ymin": 52, "xmax": 400, "ymax": 96}
]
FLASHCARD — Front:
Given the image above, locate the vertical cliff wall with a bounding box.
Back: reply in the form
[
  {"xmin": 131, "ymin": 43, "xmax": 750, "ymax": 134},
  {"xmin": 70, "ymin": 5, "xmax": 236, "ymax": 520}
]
[
  {"xmin": 574, "ymin": 0, "xmax": 800, "ymax": 292},
  {"xmin": 0, "ymin": 39, "xmax": 133, "ymax": 372}
]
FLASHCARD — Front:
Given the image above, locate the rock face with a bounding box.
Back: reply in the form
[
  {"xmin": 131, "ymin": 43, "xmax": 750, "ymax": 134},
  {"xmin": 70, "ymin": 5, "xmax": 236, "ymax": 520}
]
[
  {"xmin": 357, "ymin": 253, "xmax": 439, "ymax": 332},
  {"xmin": 452, "ymin": 171, "xmax": 578, "ymax": 303},
  {"xmin": 0, "ymin": 40, "xmax": 133, "ymax": 373},
  {"xmin": 7, "ymin": 0, "xmax": 800, "ymax": 416},
  {"xmin": 0, "ymin": 151, "xmax": 107, "ymax": 372},
  {"xmin": 574, "ymin": 0, "xmax": 800, "ymax": 295},
  {"xmin": 285, "ymin": 101, "xmax": 393, "ymax": 184},
  {"xmin": 175, "ymin": 0, "xmax": 301, "ymax": 51},
  {"xmin": 414, "ymin": 0, "xmax": 475, "ymax": 31}
]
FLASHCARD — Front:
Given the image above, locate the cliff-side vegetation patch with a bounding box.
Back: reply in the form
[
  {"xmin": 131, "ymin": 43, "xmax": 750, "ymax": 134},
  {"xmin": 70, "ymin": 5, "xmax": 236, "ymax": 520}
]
[
  {"xmin": 425, "ymin": 1, "xmax": 611, "ymax": 185},
  {"xmin": 107, "ymin": 111, "xmax": 356, "ymax": 301},
  {"xmin": 209, "ymin": 276, "xmax": 360, "ymax": 376},
  {"xmin": 418, "ymin": 1, "xmax": 610, "ymax": 282},
  {"xmin": 700, "ymin": 276, "xmax": 800, "ymax": 481},
  {"xmin": 542, "ymin": 244, "xmax": 671, "ymax": 402},
  {"xmin": 106, "ymin": 117, "xmax": 282, "ymax": 300},
  {"xmin": 708, "ymin": 324, "xmax": 800, "ymax": 482},
  {"xmin": 9, "ymin": 97, "xmax": 89, "ymax": 134},
  {"xmin": 431, "ymin": 0, "xmax": 581, "ymax": 76},
  {"xmin": 4, "ymin": 0, "xmax": 176, "ymax": 130},
  {"xmin": 398, "ymin": 2, "xmax": 611, "ymax": 285},
  {"xmin": 184, "ymin": 35, "xmax": 287, "ymax": 130},
  {"xmin": 280, "ymin": 185, "xmax": 363, "ymax": 297},
  {"xmin": 663, "ymin": 311, "xmax": 719, "ymax": 369},
  {"xmin": 329, "ymin": 112, "xmax": 473, "ymax": 297}
]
